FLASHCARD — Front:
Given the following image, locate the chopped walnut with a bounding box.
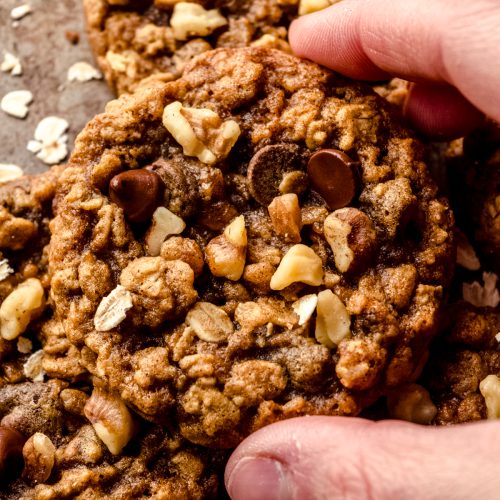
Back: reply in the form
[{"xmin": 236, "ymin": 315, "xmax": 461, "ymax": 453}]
[
  {"xmin": 205, "ymin": 215, "xmax": 247, "ymax": 281},
  {"xmin": 270, "ymin": 244, "xmax": 323, "ymax": 290},
  {"xmin": 23, "ymin": 432, "xmax": 56, "ymax": 484},
  {"xmin": 268, "ymin": 193, "xmax": 302, "ymax": 243},
  {"xmin": 145, "ymin": 206, "xmax": 186, "ymax": 256},
  {"xmin": 0, "ymin": 278, "xmax": 45, "ymax": 340},
  {"xmin": 162, "ymin": 101, "xmax": 240, "ymax": 165},
  {"xmin": 84, "ymin": 389, "xmax": 135, "ymax": 455},
  {"xmin": 299, "ymin": 0, "xmax": 337, "ymax": 15},
  {"xmin": 292, "ymin": 294, "xmax": 318, "ymax": 326},
  {"xmin": 387, "ymin": 384, "xmax": 437, "ymax": 424},
  {"xmin": 479, "ymin": 374, "xmax": 500, "ymax": 419},
  {"xmin": 170, "ymin": 2, "xmax": 227, "ymax": 41},
  {"xmin": 315, "ymin": 290, "xmax": 350, "ymax": 348}
]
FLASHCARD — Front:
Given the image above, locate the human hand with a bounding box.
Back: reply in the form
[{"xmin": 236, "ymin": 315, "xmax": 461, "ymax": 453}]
[
  {"xmin": 289, "ymin": 0, "xmax": 500, "ymax": 139},
  {"xmin": 225, "ymin": 416, "xmax": 500, "ymax": 499}
]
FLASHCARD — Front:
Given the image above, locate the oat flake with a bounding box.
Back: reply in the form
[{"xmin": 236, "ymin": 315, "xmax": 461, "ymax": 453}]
[
  {"xmin": 463, "ymin": 272, "xmax": 500, "ymax": 308},
  {"xmin": 23, "ymin": 349, "xmax": 45, "ymax": 382}
]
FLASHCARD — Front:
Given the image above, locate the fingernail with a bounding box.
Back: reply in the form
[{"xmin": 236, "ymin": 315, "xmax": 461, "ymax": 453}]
[{"xmin": 226, "ymin": 457, "xmax": 289, "ymax": 500}]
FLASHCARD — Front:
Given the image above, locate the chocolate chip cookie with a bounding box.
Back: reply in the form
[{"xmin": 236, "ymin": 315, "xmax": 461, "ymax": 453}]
[
  {"xmin": 83, "ymin": 0, "xmax": 339, "ymax": 94},
  {"xmin": 49, "ymin": 47, "xmax": 454, "ymax": 448}
]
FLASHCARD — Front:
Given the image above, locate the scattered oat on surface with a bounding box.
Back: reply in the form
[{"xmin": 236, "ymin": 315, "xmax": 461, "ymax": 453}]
[
  {"xmin": 67, "ymin": 61, "xmax": 103, "ymax": 82},
  {"xmin": 27, "ymin": 116, "xmax": 69, "ymax": 165},
  {"xmin": 1, "ymin": 51, "xmax": 22, "ymax": 75},
  {"xmin": 1, "ymin": 90, "xmax": 33, "ymax": 119},
  {"xmin": 10, "ymin": 4, "xmax": 32, "ymax": 20}
]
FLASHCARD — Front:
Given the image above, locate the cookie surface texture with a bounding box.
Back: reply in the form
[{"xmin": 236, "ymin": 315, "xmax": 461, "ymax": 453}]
[{"xmin": 49, "ymin": 47, "xmax": 454, "ymax": 447}]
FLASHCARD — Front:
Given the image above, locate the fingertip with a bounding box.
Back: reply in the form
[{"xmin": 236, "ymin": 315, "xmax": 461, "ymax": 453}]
[
  {"xmin": 288, "ymin": 5, "xmax": 389, "ymax": 80},
  {"xmin": 404, "ymin": 83, "xmax": 485, "ymax": 140}
]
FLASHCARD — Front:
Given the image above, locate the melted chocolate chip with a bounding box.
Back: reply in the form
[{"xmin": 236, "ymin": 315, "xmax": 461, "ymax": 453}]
[
  {"xmin": 0, "ymin": 426, "xmax": 25, "ymax": 485},
  {"xmin": 109, "ymin": 169, "xmax": 165, "ymax": 223},
  {"xmin": 247, "ymin": 144, "xmax": 307, "ymax": 206},
  {"xmin": 307, "ymin": 149, "xmax": 359, "ymax": 210}
]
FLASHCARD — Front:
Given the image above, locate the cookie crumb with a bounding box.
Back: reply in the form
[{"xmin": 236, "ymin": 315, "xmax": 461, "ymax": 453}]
[{"xmin": 65, "ymin": 30, "xmax": 80, "ymax": 44}]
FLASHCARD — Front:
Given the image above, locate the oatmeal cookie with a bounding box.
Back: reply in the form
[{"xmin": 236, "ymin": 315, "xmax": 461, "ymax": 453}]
[
  {"xmin": 0, "ymin": 167, "xmax": 65, "ymax": 384},
  {"xmin": 83, "ymin": 0, "xmax": 340, "ymax": 94},
  {"xmin": 0, "ymin": 380, "xmax": 222, "ymax": 498},
  {"xmin": 448, "ymin": 126, "xmax": 500, "ymax": 271},
  {"xmin": 49, "ymin": 47, "xmax": 454, "ymax": 448}
]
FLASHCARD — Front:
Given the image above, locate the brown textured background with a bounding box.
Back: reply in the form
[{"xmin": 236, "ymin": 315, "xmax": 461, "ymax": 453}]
[{"xmin": 0, "ymin": 0, "xmax": 113, "ymax": 175}]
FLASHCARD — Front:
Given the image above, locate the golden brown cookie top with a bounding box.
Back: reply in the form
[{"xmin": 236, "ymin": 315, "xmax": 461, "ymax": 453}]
[{"xmin": 50, "ymin": 47, "xmax": 454, "ymax": 447}]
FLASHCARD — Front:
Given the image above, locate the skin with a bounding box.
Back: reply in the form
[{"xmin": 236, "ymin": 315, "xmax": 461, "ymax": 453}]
[
  {"xmin": 225, "ymin": 1, "xmax": 500, "ymax": 498},
  {"xmin": 289, "ymin": 0, "xmax": 500, "ymax": 139}
]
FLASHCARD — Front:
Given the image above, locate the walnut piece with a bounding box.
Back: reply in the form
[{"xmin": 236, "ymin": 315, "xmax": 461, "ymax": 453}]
[
  {"xmin": 84, "ymin": 388, "xmax": 135, "ymax": 455},
  {"xmin": 206, "ymin": 215, "xmax": 247, "ymax": 281},
  {"xmin": 324, "ymin": 208, "xmax": 376, "ymax": 273},
  {"xmin": 186, "ymin": 302, "xmax": 234, "ymax": 343},
  {"xmin": 22, "ymin": 432, "xmax": 56, "ymax": 484},
  {"xmin": 299, "ymin": 0, "xmax": 337, "ymax": 15},
  {"xmin": 292, "ymin": 294, "xmax": 318, "ymax": 326},
  {"xmin": 387, "ymin": 384, "xmax": 437, "ymax": 424},
  {"xmin": 462, "ymin": 272, "xmax": 500, "ymax": 308},
  {"xmin": 170, "ymin": 2, "xmax": 227, "ymax": 41},
  {"xmin": 270, "ymin": 244, "xmax": 323, "ymax": 290},
  {"xmin": 268, "ymin": 193, "xmax": 302, "ymax": 243},
  {"xmin": 479, "ymin": 374, "xmax": 500, "ymax": 419},
  {"xmin": 93, "ymin": 285, "xmax": 133, "ymax": 332},
  {"xmin": 162, "ymin": 101, "xmax": 240, "ymax": 165},
  {"xmin": 145, "ymin": 206, "xmax": 186, "ymax": 256},
  {"xmin": 315, "ymin": 289, "xmax": 351, "ymax": 348},
  {"xmin": 0, "ymin": 278, "xmax": 45, "ymax": 340}
]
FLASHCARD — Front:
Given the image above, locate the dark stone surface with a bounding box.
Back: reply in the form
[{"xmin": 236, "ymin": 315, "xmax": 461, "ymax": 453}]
[{"xmin": 0, "ymin": 0, "xmax": 113, "ymax": 174}]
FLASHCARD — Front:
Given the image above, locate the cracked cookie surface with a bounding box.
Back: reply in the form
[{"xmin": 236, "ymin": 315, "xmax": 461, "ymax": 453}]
[{"xmin": 49, "ymin": 47, "xmax": 454, "ymax": 448}]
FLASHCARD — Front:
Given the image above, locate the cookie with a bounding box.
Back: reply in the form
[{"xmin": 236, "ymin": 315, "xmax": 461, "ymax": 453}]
[
  {"xmin": 83, "ymin": 0, "xmax": 340, "ymax": 94},
  {"xmin": 0, "ymin": 167, "xmax": 64, "ymax": 379},
  {"xmin": 48, "ymin": 47, "xmax": 454, "ymax": 448},
  {"xmin": 0, "ymin": 380, "xmax": 223, "ymax": 498},
  {"xmin": 448, "ymin": 126, "xmax": 500, "ymax": 271}
]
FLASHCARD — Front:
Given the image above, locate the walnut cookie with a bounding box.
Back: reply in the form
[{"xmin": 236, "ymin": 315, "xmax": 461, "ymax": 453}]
[
  {"xmin": 83, "ymin": 0, "xmax": 340, "ymax": 95},
  {"xmin": 48, "ymin": 47, "xmax": 454, "ymax": 448},
  {"xmin": 0, "ymin": 379, "xmax": 223, "ymax": 499}
]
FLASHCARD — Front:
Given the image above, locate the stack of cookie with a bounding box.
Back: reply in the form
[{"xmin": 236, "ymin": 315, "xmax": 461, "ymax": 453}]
[{"xmin": 0, "ymin": 1, "xmax": 498, "ymax": 497}]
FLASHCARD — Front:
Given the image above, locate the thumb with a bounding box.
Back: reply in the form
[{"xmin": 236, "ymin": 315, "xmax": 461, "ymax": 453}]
[{"xmin": 225, "ymin": 416, "xmax": 500, "ymax": 500}]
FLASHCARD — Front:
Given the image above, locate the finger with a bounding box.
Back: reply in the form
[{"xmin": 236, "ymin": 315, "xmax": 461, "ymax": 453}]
[
  {"xmin": 225, "ymin": 416, "xmax": 500, "ymax": 500},
  {"xmin": 403, "ymin": 83, "xmax": 485, "ymax": 140},
  {"xmin": 289, "ymin": 0, "xmax": 500, "ymax": 122}
]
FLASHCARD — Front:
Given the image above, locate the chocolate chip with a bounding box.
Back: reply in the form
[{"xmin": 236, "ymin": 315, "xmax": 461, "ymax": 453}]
[
  {"xmin": 307, "ymin": 149, "xmax": 359, "ymax": 210},
  {"xmin": 247, "ymin": 144, "xmax": 307, "ymax": 206},
  {"xmin": 0, "ymin": 426, "xmax": 26, "ymax": 485},
  {"xmin": 109, "ymin": 169, "xmax": 165, "ymax": 223}
]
